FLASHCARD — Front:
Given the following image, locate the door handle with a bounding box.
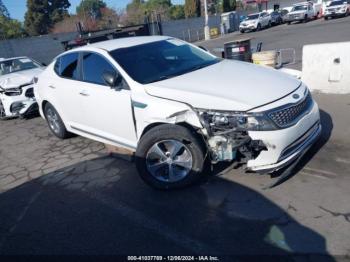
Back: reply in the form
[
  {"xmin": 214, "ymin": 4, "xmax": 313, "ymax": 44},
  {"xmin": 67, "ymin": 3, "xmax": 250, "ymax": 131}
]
[
  {"xmin": 79, "ymin": 91, "xmax": 89, "ymax": 96},
  {"xmin": 48, "ymin": 85, "xmax": 56, "ymax": 89}
]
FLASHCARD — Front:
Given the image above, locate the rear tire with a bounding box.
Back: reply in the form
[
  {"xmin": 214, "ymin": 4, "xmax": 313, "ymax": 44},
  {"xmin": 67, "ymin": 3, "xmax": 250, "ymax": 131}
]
[
  {"xmin": 44, "ymin": 103, "xmax": 71, "ymax": 139},
  {"xmin": 324, "ymin": 16, "xmax": 328, "ymax": 20},
  {"xmin": 240, "ymin": 30, "xmax": 245, "ymax": 33},
  {"xmin": 287, "ymin": 21, "xmax": 291, "ymax": 25},
  {"xmin": 0, "ymin": 100, "xmax": 7, "ymax": 120},
  {"xmin": 257, "ymin": 23, "xmax": 261, "ymax": 31},
  {"xmin": 135, "ymin": 124, "xmax": 206, "ymax": 190}
]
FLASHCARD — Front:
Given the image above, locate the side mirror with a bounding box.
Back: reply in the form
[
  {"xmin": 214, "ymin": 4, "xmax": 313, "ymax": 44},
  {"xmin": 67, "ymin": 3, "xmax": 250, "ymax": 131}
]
[
  {"xmin": 102, "ymin": 71, "xmax": 121, "ymax": 90},
  {"xmin": 198, "ymin": 46, "xmax": 209, "ymax": 52}
]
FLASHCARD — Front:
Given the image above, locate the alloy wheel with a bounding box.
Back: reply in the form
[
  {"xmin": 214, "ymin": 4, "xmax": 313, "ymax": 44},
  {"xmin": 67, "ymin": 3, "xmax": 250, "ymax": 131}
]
[
  {"xmin": 146, "ymin": 140, "xmax": 193, "ymax": 183},
  {"xmin": 46, "ymin": 108, "xmax": 61, "ymax": 134}
]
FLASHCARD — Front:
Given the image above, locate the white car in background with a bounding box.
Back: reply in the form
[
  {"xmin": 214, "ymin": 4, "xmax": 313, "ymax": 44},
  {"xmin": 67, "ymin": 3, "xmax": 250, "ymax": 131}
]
[
  {"xmin": 324, "ymin": 0, "xmax": 350, "ymax": 19},
  {"xmin": 35, "ymin": 36, "xmax": 321, "ymax": 189},
  {"xmin": 286, "ymin": 2, "xmax": 318, "ymax": 24},
  {"xmin": 239, "ymin": 12, "xmax": 271, "ymax": 33},
  {"xmin": 0, "ymin": 57, "xmax": 44, "ymax": 119}
]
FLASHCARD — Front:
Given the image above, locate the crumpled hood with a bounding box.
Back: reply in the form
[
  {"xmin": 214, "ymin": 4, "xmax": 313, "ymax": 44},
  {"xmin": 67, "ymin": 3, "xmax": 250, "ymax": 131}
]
[
  {"xmin": 0, "ymin": 68, "xmax": 43, "ymax": 89},
  {"xmin": 145, "ymin": 60, "xmax": 301, "ymax": 111}
]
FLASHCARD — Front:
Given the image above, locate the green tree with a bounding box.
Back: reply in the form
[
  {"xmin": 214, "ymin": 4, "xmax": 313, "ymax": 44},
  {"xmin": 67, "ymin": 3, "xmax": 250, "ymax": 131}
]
[
  {"xmin": 76, "ymin": 0, "xmax": 106, "ymax": 20},
  {"xmin": 0, "ymin": 0, "xmax": 10, "ymax": 18},
  {"xmin": 126, "ymin": 0, "xmax": 146, "ymax": 25},
  {"xmin": 24, "ymin": 0, "xmax": 71, "ymax": 36},
  {"xmin": 184, "ymin": 0, "xmax": 200, "ymax": 18},
  {"xmin": 222, "ymin": 0, "xmax": 236, "ymax": 12},
  {"xmin": 0, "ymin": 16, "xmax": 24, "ymax": 39},
  {"xmin": 168, "ymin": 5, "xmax": 185, "ymax": 20}
]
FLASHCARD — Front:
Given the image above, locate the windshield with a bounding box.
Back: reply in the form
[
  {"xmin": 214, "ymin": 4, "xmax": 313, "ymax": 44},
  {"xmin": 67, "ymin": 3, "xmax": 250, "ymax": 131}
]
[
  {"xmin": 0, "ymin": 58, "xmax": 40, "ymax": 76},
  {"xmin": 110, "ymin": 39, "xmax": 220, "ymax": 84},
  {"xmin": 245, "ymin": 14, "xmax": 259, "ymax": 20},
  {"xmin": 329, "ymin": 1, "xmax": 344, "ymax": 6},
  {"xmin": 292, "ymin": 5, "xmax": 308, "ymax": 11}
]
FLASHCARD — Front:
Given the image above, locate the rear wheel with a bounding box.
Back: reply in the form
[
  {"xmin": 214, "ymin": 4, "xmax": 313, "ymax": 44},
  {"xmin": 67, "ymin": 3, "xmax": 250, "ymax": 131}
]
[
  {"xmin": 268, "ymin": 21, "xmax": 271, "ymax": 28},
  {"xmin": 287, "ymin": 21, "xmax": 291, "ymax": 25},
  {"xmin": 44, "ymin": 103, "xmax": 71, "ymax": 139},
  {"xmin": 240, "ymin": 29, "xmax": 245, "ymax": 33},
  {"xmin": 0, "ymin": 100, "xmax": 7, "ymax": 120},
  {"xmin": 135, "ymin": 124, "xmax": 206, "ymax": 190},
  {"xmin": 324, "ymin": 16, "xmax": 328, "ymax": 20},
  {"xmin": 257, "ymin": 23, "xmax": 261, "ymax": 31}
]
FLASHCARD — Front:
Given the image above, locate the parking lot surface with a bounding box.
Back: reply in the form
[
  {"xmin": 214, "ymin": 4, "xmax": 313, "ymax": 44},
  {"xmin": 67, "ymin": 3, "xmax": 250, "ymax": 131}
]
[
  {"xmin": 1, "ymin": 18, "xmax": 350, "ymax": 259},
  {"xmin": 199, "ymin": 16, "xmax": 350, "ymax": 70}
]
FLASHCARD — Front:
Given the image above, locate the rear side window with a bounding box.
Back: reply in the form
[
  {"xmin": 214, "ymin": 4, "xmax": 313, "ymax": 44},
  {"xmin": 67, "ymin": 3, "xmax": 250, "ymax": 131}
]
[
  {"xmin": 82, "ymin": 52, "xmax": 115, "ymax": 86},
  {"xmin": 55, "ymin": 53, "xmax": 79, "ymax": 80}
]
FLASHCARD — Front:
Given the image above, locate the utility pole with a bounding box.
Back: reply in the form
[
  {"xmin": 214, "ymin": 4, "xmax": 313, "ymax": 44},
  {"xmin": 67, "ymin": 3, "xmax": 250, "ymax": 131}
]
[{"xmin": 203, "ymin": 0, "xmax": 210, "ymax": 40}]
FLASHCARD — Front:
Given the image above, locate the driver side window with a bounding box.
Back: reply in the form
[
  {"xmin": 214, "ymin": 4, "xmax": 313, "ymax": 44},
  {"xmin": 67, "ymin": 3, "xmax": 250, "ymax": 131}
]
[{"xmin": 82, "ymin": 52, "xmax": 126, "ymax": 88}]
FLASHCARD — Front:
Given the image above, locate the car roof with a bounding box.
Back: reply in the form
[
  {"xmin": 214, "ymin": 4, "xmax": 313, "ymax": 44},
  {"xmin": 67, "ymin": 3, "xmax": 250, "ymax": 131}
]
[
  {"xmin": 0, "ymin": 56, "xmax": 29, "ymax": 62},
  {"xmin": 71, "ymin": 36, "xmax": 171, "ymax": 53}
]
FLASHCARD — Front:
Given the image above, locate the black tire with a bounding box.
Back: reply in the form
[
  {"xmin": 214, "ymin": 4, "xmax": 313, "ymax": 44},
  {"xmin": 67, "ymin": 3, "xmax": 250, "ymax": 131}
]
[
  {"xmin": 257, "ymin": 23, "xmax": 261, "ymax": 31},
  {"xmin": 287, "ymin": 21, "xmax": 291, "ymax": 25},
  {"xmin": 303, "ymin": 15, "xmax": 308, "ymax": 23},
  {"xmin": 44, "ymin": 103, "xmax": 71, "ymax": 139},
  {"xmin": 0, "ymin": 99, "xmax": 7, "ymax": 120},
  {"xmin": 240, "ymin": 30, "xmax": 245, "ymax": 33},
  {"xmin": 268, "ymin": 21, "xmax": 271, "ymax": 28},
  {"xmin": 324, "ymin": 16, "xmax": 328, "ymax": 20},
  {"xmin": 135, "ymin": 124, "xmax": 206, "ymax": 190}
]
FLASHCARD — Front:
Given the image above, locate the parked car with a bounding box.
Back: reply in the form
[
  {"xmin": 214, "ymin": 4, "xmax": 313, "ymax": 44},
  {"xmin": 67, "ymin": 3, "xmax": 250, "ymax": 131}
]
[
  {"xmin": 285, "ymin": 2, "xmax": 317, "ymax": 24},
  {"xmin": 35, "ymin": 36, "xmax": 321, "ymax": 189},
  {"xmin": 0, "ymin": 57, "xmax": 44, "ymax": 119},
  {"xmin": 280, "ymin": 9, "xmax": 290, "ymax": 23},
  {"xmin": 324, "ymin": 0, "xmax": 350, "ymax": 19},
  {"xmin": 270, "ymin": 10, "xmax": 283, "ymax": 25},
  {"xmin": 239, "ymin": 12, "xmax": 271, "ymax": 33}
]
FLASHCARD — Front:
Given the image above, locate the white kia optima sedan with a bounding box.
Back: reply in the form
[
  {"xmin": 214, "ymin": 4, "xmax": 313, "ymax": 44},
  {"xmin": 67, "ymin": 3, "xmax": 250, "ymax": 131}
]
[{"xmin": 35, "ymin": 36, "xmax": 321, "ymax": 189}]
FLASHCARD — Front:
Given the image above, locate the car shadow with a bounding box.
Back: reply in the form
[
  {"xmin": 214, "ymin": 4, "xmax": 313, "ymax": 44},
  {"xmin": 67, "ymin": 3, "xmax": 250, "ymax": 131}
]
[
  {"xmin": 268, "ymin": 109, "xmax": 333, "ymax": 187},
  {"xmin": 0, "ymin": 152, "xmax": 335, "ymax": 260}
]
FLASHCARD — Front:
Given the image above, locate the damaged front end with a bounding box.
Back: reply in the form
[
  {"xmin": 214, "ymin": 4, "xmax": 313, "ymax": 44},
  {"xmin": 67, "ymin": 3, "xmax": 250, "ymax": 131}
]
[{"xmin": 195, "ymin": 109, "xmax": 276, "ymax": 165}]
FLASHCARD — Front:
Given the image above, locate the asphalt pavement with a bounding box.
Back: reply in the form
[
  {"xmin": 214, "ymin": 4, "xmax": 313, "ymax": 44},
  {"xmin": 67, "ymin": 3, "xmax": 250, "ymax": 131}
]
[{"xmin": 199, "ymin": 15, "xmax": 350, "ymax": 70}]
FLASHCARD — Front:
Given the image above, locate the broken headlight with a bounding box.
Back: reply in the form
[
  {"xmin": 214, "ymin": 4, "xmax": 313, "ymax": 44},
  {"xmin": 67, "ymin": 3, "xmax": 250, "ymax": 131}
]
[{"xmin": 196, "ymin": 110, "xmax": 277, "ymax": 132}]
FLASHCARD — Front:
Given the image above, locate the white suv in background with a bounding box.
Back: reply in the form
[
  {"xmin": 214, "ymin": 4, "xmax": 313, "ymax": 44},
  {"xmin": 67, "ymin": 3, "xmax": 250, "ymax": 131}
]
[
  {"xmin": 35, "ymin": 36, "xmax": 321, "ymax": 189},
  {"xmin": 239, "ymin": 12, "xmax": 271, "ymax": 33},
  {"xmin": 324, "ymin": 0, "xmax": 350, "ymax": 19}
]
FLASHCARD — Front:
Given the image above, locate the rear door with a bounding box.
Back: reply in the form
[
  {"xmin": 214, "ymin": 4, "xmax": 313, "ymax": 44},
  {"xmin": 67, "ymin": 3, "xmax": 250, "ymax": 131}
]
[{"xmin": 49, "ymin": 52, "xmax": 83, "ymax": 127}]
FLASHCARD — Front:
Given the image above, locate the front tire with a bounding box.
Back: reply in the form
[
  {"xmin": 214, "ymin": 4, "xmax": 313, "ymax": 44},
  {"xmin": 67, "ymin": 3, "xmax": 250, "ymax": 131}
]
[
  {"xmin": 303, "ymin": 15, "xmax": 308, "ymax": 23},
  {"xmin": 135, "ymin": 124, "xmax": 206, "ymax": 190},
  {"xmin": 44, "ymin": 103, "xmax": 71, "ymax": 139},
  {"xmin": 256, "ymin": 23, "xmax": 261, "ymax": 31}
]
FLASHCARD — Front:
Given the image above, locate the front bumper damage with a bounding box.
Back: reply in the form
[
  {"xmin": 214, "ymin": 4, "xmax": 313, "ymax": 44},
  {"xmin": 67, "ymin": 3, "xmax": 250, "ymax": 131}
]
[
  {"xmin": 195, "ymin": 90, "xmax": 321, "ymax": 186},
  {"xmin": 0, "ymin": 85, "xmax": 38, "ymax": 118}
]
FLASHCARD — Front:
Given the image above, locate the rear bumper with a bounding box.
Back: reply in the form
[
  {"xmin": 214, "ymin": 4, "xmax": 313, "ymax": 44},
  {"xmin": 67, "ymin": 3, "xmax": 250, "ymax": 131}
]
[{"xmin": 247, "ymin": 100, "xmax": 321, "ymax": 173}]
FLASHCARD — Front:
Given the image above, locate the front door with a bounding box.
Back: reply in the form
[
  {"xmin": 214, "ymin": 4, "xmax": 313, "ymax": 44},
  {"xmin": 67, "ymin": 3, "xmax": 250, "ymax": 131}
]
[{"xmin": 73, "ymin": 52, "xmax": 137, "ymax": 149}]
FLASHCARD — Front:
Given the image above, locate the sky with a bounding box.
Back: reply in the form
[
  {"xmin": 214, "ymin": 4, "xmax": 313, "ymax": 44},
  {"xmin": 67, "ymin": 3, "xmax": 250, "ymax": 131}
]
[{"xmin": 3, "ymin": 0, "xmax": 184, "ymax": 21}]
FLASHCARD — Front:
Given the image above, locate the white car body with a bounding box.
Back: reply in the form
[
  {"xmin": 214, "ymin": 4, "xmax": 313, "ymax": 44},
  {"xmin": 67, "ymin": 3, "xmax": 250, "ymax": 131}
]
[
  {"xmin": 286, "ymin": 2, "xmax": 318, "ymax": 23},
  {"xmin": 324, "ymin": 0, "xmax": 350, "ymax": 18},
  {"xmin": 239, "ymin": 12, "xmax": 271, "ymax": 32},
  {"xmin": 35, "ymin": 36, "xmax": 321, "ymax": 183},
  {"xmin": 0, "ymin": 57, "xmax": 44, "ymax": 119}
]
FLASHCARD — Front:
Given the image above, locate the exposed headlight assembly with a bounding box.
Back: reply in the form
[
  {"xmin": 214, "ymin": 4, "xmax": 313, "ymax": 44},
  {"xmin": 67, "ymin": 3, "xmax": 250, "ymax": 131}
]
[{"xmin": 196, "ymin": 109, "xmax": 277, "ymax": 133}]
